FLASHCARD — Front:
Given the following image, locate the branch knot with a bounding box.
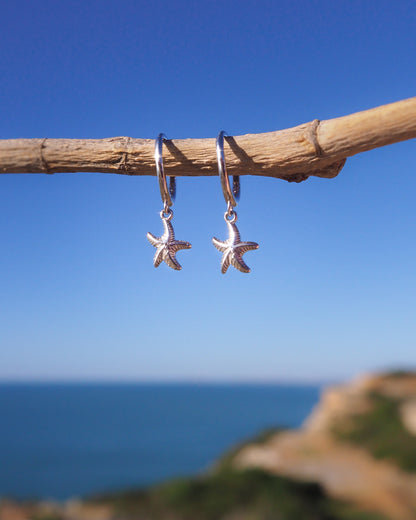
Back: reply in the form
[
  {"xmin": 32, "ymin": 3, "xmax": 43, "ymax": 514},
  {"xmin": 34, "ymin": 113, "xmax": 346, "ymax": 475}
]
[
  {"xmin": 39, "ymin": 138, "xmax": 51, "ymax": 174},
  {"xmin": 308, "ymin": 119, "xmax": 323, "ymax": 157}
]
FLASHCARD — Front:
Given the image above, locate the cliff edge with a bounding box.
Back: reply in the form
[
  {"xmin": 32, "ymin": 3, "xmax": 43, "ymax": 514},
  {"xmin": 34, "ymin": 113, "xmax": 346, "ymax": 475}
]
[{"xmin": 234, "ymin": 371, "xmax": 416, "ymax": 520}]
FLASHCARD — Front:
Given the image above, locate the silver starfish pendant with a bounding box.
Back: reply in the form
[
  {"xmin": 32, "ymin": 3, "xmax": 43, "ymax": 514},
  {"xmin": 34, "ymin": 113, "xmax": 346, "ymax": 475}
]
[
  {"xmin": 147, "ymin": 215, "xmax": 191, "ymax": 271},
  {"xmin": 212, "ymin": 218, "xmax": 259, "ymax": 274}
]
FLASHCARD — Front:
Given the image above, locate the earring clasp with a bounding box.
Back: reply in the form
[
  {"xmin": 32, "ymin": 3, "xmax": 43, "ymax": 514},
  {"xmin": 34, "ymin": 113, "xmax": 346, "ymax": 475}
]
[
  {"xmin": 216, "ymin": 131, "xmax": 240, "ymax": 208},
  {"xmin": 155, "ymin": 133, "xmax": 175, "ymax": 208}
]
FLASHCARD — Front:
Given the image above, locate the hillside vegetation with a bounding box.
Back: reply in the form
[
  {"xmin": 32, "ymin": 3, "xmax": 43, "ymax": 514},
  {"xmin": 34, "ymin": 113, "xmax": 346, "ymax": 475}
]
[
  {"xmin": 233, "ymin": 371, "xmax": 416, "ymax": 520},
  {"xmin": 333, "ymin": 391, "xmax": 416, "ymax": 472},
  {"xmin": 91, "ymin": 467, "xmax": 387, "ymax": 520}
]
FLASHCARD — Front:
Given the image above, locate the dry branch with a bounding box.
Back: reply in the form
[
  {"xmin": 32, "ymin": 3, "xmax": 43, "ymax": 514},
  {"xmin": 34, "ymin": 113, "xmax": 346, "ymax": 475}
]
[{"xmin": 1, "ymin": 97, "xmax": 416, "ymax": 182}]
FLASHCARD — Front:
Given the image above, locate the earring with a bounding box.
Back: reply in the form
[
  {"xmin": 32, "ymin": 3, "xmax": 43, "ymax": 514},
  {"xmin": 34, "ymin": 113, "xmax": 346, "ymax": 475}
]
[
  {"xmin": 212, "ymin": 131, "xmax": 259, "ymax": 273},
  {"xmin": 147, "ymin": 134, "xmax": 191, "ymax": 270}
]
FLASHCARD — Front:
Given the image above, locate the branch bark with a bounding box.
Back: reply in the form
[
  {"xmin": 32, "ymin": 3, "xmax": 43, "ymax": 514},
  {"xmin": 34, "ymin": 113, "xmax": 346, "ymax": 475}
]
[{"xmin": 1, "ymin": 97, "xmax": 416, "ymax": 182}]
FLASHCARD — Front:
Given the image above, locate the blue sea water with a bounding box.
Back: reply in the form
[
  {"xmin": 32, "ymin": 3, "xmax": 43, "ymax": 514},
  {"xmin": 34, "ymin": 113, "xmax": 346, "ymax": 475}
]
[{"xmin": 0, "ymin": 383, "xmax": 320, "ymax": 500}]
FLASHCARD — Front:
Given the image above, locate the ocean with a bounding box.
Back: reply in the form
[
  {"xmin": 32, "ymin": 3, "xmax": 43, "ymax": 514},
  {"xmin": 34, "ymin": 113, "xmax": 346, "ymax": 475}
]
[{"xmin": 0, "ymin": 383, "xmax": 321, "ymax": 500}]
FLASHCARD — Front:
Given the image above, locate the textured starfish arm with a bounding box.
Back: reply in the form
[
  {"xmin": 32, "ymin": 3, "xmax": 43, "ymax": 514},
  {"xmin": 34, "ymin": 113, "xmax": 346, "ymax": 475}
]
[
  {"xmin": 228, "ymin": 224, "xmax": 241, "ymax": 242},
  {"xmin": 146, "ymin": 232, "xmax": 160, "ymax": 247},
  {"xmin": 238, "ymin": 241, "xmax": 259, "ymax": 253},
  {"xmin": 221, "ymin": 252, "xmax": 231, "ymax": 274},
  {"xmin": 163, "ymin": 219, "xmax": 176, "ymax": 239},
  {"xmin": 153, "ymin": 247, "xmax": 164, "ymax": 267},
  {"xmin": 171, "ymin": 241, "xmax": 192, "ymax": 253},
  {"xmin": 231, "ymin": 254, "xmax": 251, "ymax": 273},
  {"xmin": 212, "ymin": 237, "xmax": 228, "ymax": 252},
  {"xmin": 165, "ymin": 251, "xmax": 183, "ymax": 271}
]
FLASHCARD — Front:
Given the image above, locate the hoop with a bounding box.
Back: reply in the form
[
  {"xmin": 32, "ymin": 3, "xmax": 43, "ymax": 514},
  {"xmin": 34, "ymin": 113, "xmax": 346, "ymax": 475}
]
[
  {"xmin": 155, "ymin": 133, "xmax": 175, "ymax": 207},
  {"xmin": 216, "ymin": 131, "xmax": 240, "ymax": 208}
]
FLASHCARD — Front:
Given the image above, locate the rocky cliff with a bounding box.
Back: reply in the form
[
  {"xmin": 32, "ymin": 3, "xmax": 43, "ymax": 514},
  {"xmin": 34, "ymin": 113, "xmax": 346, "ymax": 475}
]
[{"xmin": 234, "ymin": 371, "xmax": 416, "ymax": 520}]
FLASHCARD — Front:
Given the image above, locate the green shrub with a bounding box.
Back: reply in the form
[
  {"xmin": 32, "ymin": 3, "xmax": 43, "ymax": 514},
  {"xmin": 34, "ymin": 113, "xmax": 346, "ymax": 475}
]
[
  {"xmin": 96, "ymin": 468, "xmax": 387, "ymax": 520},
  {"xmin": 333, "ymin": 392, "xmax": 416, "ymax": 472}
]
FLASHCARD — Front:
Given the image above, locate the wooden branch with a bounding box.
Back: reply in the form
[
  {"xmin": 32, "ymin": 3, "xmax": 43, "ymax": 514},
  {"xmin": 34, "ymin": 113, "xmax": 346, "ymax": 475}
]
[{"xmin": 1, "ymin": 97, "xmax": 416, "ymax": 182}]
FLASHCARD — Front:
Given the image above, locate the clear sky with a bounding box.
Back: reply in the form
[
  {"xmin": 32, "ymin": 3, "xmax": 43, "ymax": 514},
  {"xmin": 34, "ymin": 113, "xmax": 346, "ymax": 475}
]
[{"xmin": 0, "ymin": 0, "xmax": 415, "ymax": 382}]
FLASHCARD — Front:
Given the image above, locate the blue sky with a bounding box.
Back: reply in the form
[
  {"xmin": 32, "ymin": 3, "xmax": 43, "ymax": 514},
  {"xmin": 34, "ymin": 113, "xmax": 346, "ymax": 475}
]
[{"xmin": 0, "ymin": 0, "xmax": 415, "ymax": 382}]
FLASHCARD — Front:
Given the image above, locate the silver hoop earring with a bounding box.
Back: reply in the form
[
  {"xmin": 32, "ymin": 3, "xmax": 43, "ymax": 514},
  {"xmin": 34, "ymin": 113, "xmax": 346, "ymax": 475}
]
[
  {"xmin": 212, "ymin": 131, "xmax": 259, "ymax": 273},
  {"xmin": 147, "ymin": 134, "xmax": 191, "ymax": 270}
]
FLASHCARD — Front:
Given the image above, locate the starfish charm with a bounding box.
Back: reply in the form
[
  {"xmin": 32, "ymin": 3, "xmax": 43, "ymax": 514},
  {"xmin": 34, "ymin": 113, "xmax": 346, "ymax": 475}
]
[
  {"xmin": 147, "ymin": 217, "xmax": 191, "ymax": 270},
  {"xmin": 212, "ymin": 219, "xmax": 258, "ymax": 274}
]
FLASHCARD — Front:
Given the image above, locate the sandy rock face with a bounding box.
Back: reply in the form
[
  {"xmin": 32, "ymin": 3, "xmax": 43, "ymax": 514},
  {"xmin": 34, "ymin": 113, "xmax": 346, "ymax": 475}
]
[
  {"xmin": 360, "ymin": 373, "xmax": 416, "ymax": 398},
  {"xmin": 400, "ymin": 398, "xmax": 416, "ymax": 436},
  {"xmin": 0, "ymin": 501, "xmax": 30, "ymax": 520},
  {"xmin": 235, "ymin": 430, "xmax": 416, "ymax": 520},
  {"xmin": 234, "ymin": 372, "xmax": 416, "ymax": 520},
  {"xmin": 0, "ymin": 500, "xmax": 113, "ymax": 520},
  {"xmin": 304, "ymin": 381, "xmax": 372, "ymax": 434}
]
